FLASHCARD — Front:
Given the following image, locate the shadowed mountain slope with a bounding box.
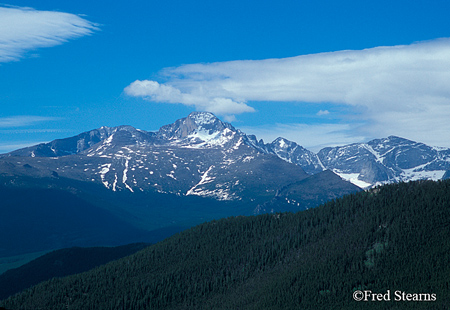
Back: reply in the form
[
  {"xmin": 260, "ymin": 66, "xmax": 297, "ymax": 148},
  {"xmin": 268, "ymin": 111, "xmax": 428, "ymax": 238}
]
[
  {"xmin": 0, "ymin": 243, "xmax": 150, "ymax": 300},
  {"xmin": 2, "ymin": 179, "xmax": 449, "ymax": 309}
]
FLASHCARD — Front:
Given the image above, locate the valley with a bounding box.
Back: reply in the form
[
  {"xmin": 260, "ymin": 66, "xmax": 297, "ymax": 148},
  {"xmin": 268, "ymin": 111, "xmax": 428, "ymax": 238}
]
[
  {"xmin": 2, "ymin": 179, "xmax": 449, "ymax": 309},
  {"xmin": 0, "ymin": 112, "xmax": 449, "ymax": 309}
]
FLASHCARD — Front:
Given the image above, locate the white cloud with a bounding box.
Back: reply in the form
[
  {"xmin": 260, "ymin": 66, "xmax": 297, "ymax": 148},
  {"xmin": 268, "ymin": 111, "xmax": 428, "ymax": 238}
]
[
  {"xmin": 125, "ymin": 38, "xmax": 450, "ymax": 148},
  {"xmin": 317, "ymin": 110, "xmax": 330, "ymax": 116},
  {"xmin": 0, "ymin": 115, "xmax": 59, "ymax": 127},
  {"xmin": 0, "ymin": 5, "xmax": 98, "ymax": 63},
  {"xmin": 124, "ymin": 80, "xmax": 254, "ymax": 119}
]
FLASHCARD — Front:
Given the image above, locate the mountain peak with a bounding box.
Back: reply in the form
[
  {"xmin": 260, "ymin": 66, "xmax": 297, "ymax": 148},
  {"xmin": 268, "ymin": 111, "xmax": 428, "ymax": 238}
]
[
  {"xmin": 272, "ymin": 137, "xmax": 293, "ymax": 149},
  {"xmin": 187, "ymin": 111, "xmax": 219, "ymax": 126},
  {"xmin": 369, "ymin": 135, "xmax": 416, "ymax": 146},
  {"xmin": 155, "ymin": 112, "xmax": 238, "ymax": 148}
]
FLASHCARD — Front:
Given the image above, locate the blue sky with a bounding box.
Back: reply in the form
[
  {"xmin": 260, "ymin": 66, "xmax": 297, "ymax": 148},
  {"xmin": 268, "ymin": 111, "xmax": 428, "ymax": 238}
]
[{"xmin": 1, "ymin": 0, "xmax": 450, "ymax": 152}]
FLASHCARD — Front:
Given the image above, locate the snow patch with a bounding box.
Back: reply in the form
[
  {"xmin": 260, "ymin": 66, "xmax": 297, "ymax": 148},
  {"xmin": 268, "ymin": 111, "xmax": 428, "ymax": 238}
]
[
  {"xmin": 242, "ymin": 156, "xmax": 254, "ymax": 163},
  {"xmin": 167, "ymin": 171, "xmax": 177, "ymax": 180},
  {"xmin": 334, "ymin": 171, "xmax": 372, "ymax": 189},
  {"xmin": 233, "ymin": 137, "xmax": 243, "ymax": 150},
  {"xmin": 186, "ymin": 165, "xmax": 215, "ymax": 195},
  {"xmin": 179, "ymin": 128, "xmax": 235, "ymax": 149},
  {"xmin": 399, "ymin": 169, "xmax": 446, "ymax": 182},
  {"xmin": 99, "ymin": 163, "xmax": 111, "ymax": 188},
  {"xmin": 187, "ymin": 187, "xmax": 236, "ymax": 201},
  {"xmin": 122, "ymin": 159, "xmax": 134, "ymax": 192},
  {"xmin": 112, "ymin": 173, "xmax": 118, "ymax": 192},
  {"xmin": 104, "ymin": 135, "xmax": 114, "ymax": 145},
  {"xmin": 122, "ymin": 146, "xmax": 134, "ymax": 153},
  {"xmin": 190, "ymin": 111, "xmax": 216, "ymax": 125}
]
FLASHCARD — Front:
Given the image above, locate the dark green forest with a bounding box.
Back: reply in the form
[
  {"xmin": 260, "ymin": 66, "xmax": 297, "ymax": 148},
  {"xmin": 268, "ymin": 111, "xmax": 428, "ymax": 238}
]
[
  {"xmin": 0, "ymin": 243, "xmax": 149, "ymax": 300},
  {"xmin": 2, "ymin": 179, "xmax": 450, "ymax": 309}
]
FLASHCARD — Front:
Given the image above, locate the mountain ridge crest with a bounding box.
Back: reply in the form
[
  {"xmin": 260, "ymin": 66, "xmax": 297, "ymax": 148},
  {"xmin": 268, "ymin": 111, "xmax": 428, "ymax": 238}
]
[{"xmin": 2, "ymin": 111, "xmax": 449, "ymax": 188}]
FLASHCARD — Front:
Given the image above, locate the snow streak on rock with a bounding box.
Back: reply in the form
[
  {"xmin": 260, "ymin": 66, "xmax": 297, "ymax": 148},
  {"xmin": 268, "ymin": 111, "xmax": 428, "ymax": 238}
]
[{"xmin": 186, "ymin": 166, "xmax": 215, "ymax": 196}]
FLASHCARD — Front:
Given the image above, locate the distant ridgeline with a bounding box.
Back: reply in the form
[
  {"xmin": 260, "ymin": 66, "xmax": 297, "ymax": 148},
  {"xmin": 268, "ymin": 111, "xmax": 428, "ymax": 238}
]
[
  {"xmin": 2, "ymin": 179, "xmax": 450, "ymax": 309},
  {"xmin": 1, "ymin": 111, "xmax": 448, "ymax": 260}
]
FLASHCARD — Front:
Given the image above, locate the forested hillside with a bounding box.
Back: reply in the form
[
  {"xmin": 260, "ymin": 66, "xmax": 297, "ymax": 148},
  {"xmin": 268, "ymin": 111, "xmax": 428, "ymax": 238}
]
[
  {"xmin": 0, "ymin": 243, "xmax": 149, "ymax": 300},
  {"xmin": 2, "ymin": 180, "xmax": 450, "ymax": 309}
]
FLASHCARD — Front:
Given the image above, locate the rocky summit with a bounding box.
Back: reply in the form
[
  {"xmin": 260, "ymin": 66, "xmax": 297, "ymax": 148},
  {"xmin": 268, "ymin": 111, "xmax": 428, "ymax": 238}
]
[
  {"xmin": 2, "ymin": 112, "xmax": 449, "ymax": 197},
  {"xmin": 2, "ymin": 112, "xmax": 351, "ymax": 205}
]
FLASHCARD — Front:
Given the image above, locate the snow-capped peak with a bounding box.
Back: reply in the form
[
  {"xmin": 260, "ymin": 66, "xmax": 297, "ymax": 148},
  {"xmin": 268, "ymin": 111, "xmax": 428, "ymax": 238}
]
[
  {"xmin": 188, "ymin": 111, "xmax": 218, "ymax": 126},
  {"xmin": 155, "ymin": 112, "xmax": 240, "ymax": 148},
  {"xmin": 5, "ymin": 111, "xmax": 449, "ymax": 192},
  {"xmin": 275, "ymin": 137, "xmax": 288, "ymax": 148}
]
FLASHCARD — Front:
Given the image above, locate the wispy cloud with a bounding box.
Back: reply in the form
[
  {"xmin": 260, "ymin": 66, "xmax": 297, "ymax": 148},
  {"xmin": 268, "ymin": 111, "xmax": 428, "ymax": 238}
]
[
  {"xmin": 0, "ymin": 116, "xmax": 67, "ymax": 153},
  {"xmin": 316, "ymin": 110, "xmax": 330, "ymax": 116},
  {"xmin": 0, "ymin": 5, "xmax": 98, "ymax": 63},
  {"xmin": 124, "ymin": 80, "xmax": 255, "ymax": 120},
  {"xmin": 0, "ymin": 115, "xmax": 60, "ymax": 127},
  {"xmin": 0, "ymin": 142, "xmax": 45, "ymax": 153},
  {"xmin": 0, "ymin": 128, "xmax": 70, "ymax": 134},
  {"xmin": 125, "ymin": 38, "xmax": 450, "ymax": 148}
]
